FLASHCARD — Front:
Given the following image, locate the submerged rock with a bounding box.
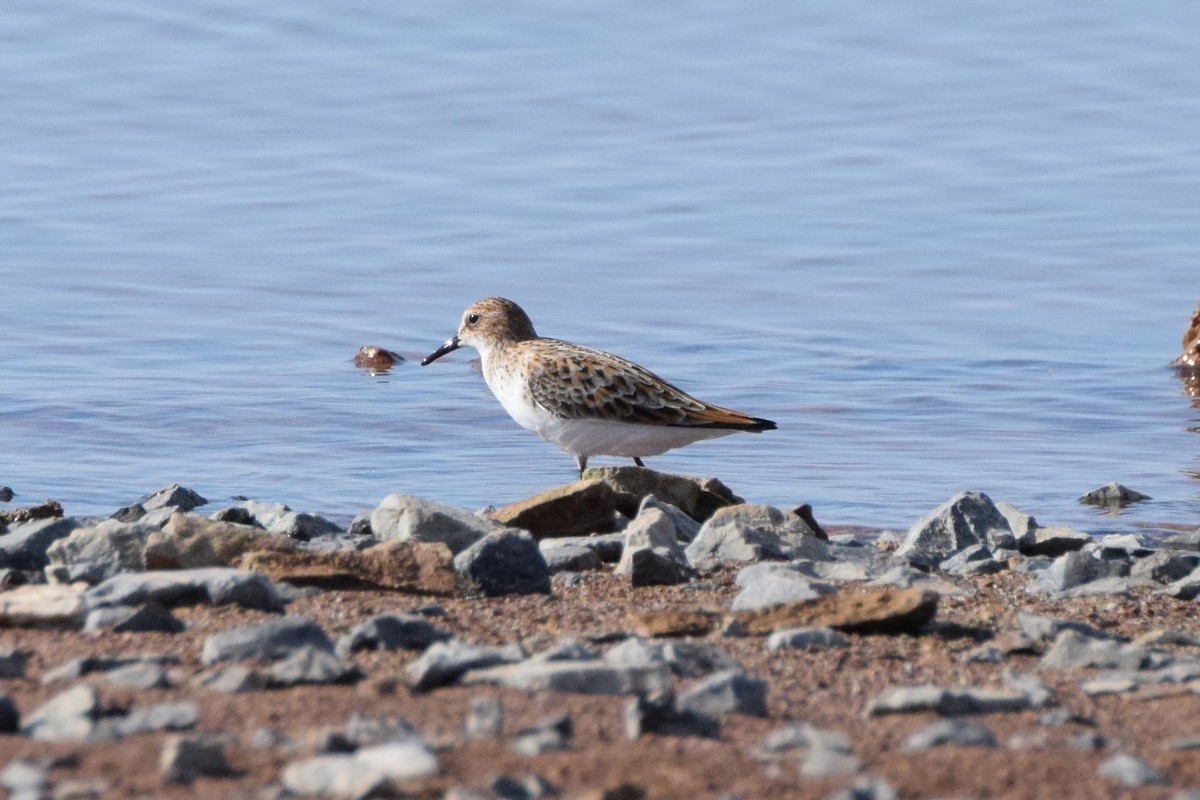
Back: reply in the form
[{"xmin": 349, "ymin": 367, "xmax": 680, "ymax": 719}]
[{"xmin": 1078, "ymin": 482, "xmax": 1151, "ymax": 509}]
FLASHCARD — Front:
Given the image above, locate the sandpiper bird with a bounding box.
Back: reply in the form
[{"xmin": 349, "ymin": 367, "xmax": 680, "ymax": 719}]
[{"xmin": 421, "ymin": 297, "xmax": 776, "ymax": 475}]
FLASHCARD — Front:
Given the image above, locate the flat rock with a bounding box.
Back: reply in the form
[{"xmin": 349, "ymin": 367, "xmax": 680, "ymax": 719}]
[
  {"xmin": 266, "ymin": 646, "xmax": 362, "ymax": 687},
  {"xmin": 281, "ymin": 740, "xmax": 438, "ymax": 796},
  {"xmin": 1097, "ymin": 752, "xmax": 1169, "ymax": 787},
  {"xmin": 0, "ymin": 583, "xmax": 88, "ymax": 629},
  {"xmin": 736, "ymin": 586, "xmax": 938, "ymax": 636},
  {"xmin": 143, "ymin": 512, "xmax": 295, "ymax": 570},
  {"xmin": 487, "ymin": 478, "xmax": 640, "ymax": 539},
  {"xmin": 160, "ymin": 734, "xmax": 234, "ymax": 783},
  {"xmin": 1038, "ymin": 629, "xmax": 1148, "ymax": 672},
  {"xmin": 1018, "ymin": 525, "xmax": 1093, "ymax": 558},
  {"xmin": 902, "ymin": 718, "xmax": 998, "ymax": 750},
  {"xmin": 241, "ymin": 539, "xmax": 457, "ymax": 595},
  {"xmin": 83, "ymin": 602, "xmax": 185, "ymax": 634},
  {"xmin": 104, "ymin": 701, "xmax": 199, "ymax": 738},
  {"xmin": 454, "ymin": 530, "xmax": 551, "ymax": 597},
  {"xmin": 200, "ymin": 615, "xmax": 334, "ymax": 665},
  {"xmin": 335, "ymin": 613, "xmax": 453, "ymax": 655},
  {"xmin": 85, "ymin": 568, "xmax": 284, "ymax": 612},
  {"xmin": 0, "ymin": 517, "xmax": 80, "ymax": 571},
  {"xmin": 45, "ymin": 519, "xmax": 159, "ymax": 583},
  {"xmin": 767, "ymin": 627, "xmax": 850, "ymax": 652},
  {"xmin": 539, "ymin": 542, "xmax": 604, "ymax": 573},
  {"xmin": 463, "ymin": 659, "xmax": 672, "ymax": 697},
  {"xmin": 1079, "ymin": 482, "xmax": 1151, "ymax": 509},
  {"xmin": 372, "ymin": 493, "xmax": 505, "ymax": 553},
  {"xmin": 896, "ymin": 492, "xmax": 1014, "ymax": 567},
  {"xmin": 675, "ymin": 669, "xmax": 768, "ymax": 717},
  {"xmin": 21, "ymin": 684, "xmax": 104, "ymax": 741},
  {"xmin": 732, "ymin": 570, "xmax": 835, "ymax": 612},
  {"xmin": 865, "ymin": 685, "xmax": 1035, "ymax": 716},
  {"xmin": 628, "ymin": 608, "xmax": 723, "ymax": 638},
  {"xmin": 686, "ymin": 503, "xmax": 828, "ymax": 565},
  {"xmin": 406, "ymin": 639, "xmax": 525, "ymax": 692}
]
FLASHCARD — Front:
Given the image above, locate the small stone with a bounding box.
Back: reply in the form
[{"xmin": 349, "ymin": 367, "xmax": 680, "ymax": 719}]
[
  {"xmin": 21, "ymin": 684, "xmax": 103, "ymax": 741},
  {"xmin": 85, "ymin": 568, "xmax": 284, "ymax": 612},
  {"xmin": 628, "ymin": 608, "xmax": 722, "ymax": 638},
  {"xmin": 83, "ymin": 603, "xmax": 184, "ymax": 634},
  {"xmin": 827, "ymin": 776, "xmax": 898, "ymax": 800},
  {"xmin": 140, "ymin": 484, "xmax": 207, "ymax": 513},
  {"xmin": 0, "ymin": 583, "xmax": 87, "ymax": 629},
  {"xmin": 686, "ymin": 503, "xmax": 827, "ymax": 565},
  {"xmin": 0, "ymin": 487, "xmax": 12, "ymax": 503},
  {"xmin": 160, "ymin": 735, "xmax": 234, "ymax": 783},
  {"xmin": 454, "ymin": 530, "xmax": 551, "ymax": 597},
  {"xmin": 464, "ymin": 696, "xmax": 505, "ymax": 740},
  {"xmin": 463, "ymin": 659, "xmax": 672, "ymax": 697},
  {"xmin": 103, "ymin": 662, "xmax": 173, "ymax": 690},
  {"xmin": 510, "ymin": 713, "xmax": 573, "ymax": 756},
  {"xmin": 614, "ymin": 506, "xmax": 695, "ymax": 586},
  {"xmin": 902, "ymin": 718, "xmax": 998, "ymax": 750},
  {"xmin": 335, "ymin": 613, "xmax": 453, "ymax": 656},
  {"xmin": 242, "ymin": 538, "xmax": 457, "ymax": 595},
  {"xmin": 266, "ymin": 646, "xmax": 362, "ymax": 687},
  {"xmin": 371, "ymin": 493, "xmax": 505, "ymax": 553},
  {"xmin": 675, "ymin": 669, "xmax": 768, "ymax": 717},
  {"xmin": 200, "ymin": 616, "xmax": 334, "ymax": 665},
  {"xmin": 865, "ymin": 685, "xmax": 1034, "ymax": 716},
  {"xmin": 406, "ymin": 639, "xmax": 525, "ymax": 692},
  {"xmin": 1097, "ymin": 752, "xmax": 1169, "ymax": 787},
  {"xmin": 1132, "ymin": 552, "xmax": 1200, "ymax": 584},
  {"xmin": 1034, "ymin": 550, "xmax": 1128, "ymax": 594},
  {"xmin": 192, "ymin": 664, "xmax": 268, "ymax": 693},
  {"xmin": 1162, "ymin": 566, "xmax": 1200, "ymax": 600},
  {"xmin": 105, "ymin": 701, "xmax": 200, "ymax": 738},
  {"xmin": 0, "ymin": 694, "xmax": 18, "ymax": 734},
  {"xmin": 624, "ymin": 691, "xmax": 719, "ymax": 739},
  {"xmin": 736, "ymin": 586, "xmax": 938, "ymax": 636},
  {"xmin": 731, "ymin": 569, "xmax": 835, "ymax": 612},
  {"xmin": 1079, "ymin": 482, "xmax": 1151, "ymax": 509},
  {"xmin": 0, "ymin": 646, "xmax": 28, "ymax": 679},
  {"xmin": 1018, "ymin": 526, "xmax": 1093, "ymax": 557},
  {"xmin": 0, "ymin": 517, "xmax": 79, "ymax": 571},
  {"xmin": 767, "ymin": 627, "xmax": 849, "ymax": 652},
  {"xmin": 1039, "ymin": 629, "xmax": 1147, "ymax": 672},
  {"xmin": 539, "ymin": 542, "xmax": 603, "ymax": 573},
  {"xmin": 896, "ymin": 491, "xmax": 1014, "ymax": 567},
  {"xmin": 800, "ymin": 747, "xmax": 864, "ymax": 778},
  {"xmin": 938, "ymin": 544, "xmax": 1003, "ymax": 577}
]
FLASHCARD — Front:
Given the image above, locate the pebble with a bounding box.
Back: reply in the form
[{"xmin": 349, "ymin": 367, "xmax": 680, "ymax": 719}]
[
  {"xmin": 140, "ymin": 484, "xmax": 208, "ymax": 513},
  {"xmin": 21, "ymin": 684, "xmax": 104, "ymax": 741},
  {"xmin": 731, "ymin": 571, "xmax": 836, "ymax": 612},
  {"xmin": 865, "ymin": 684, "xmax": 1035, "ymax": 716},
  {"xmin": 685, "ymin": 503, "xmax": 828, "ymax": 565},
  {"xmin": 510, "ymin": 712, "xmax": 573, "ymax": 756},
  {"xmin": 159, "ymin": 734, "xmax": 233, "ymax": 783},
  {"xmin": 767, "ymin": 627, "xmax": 849, "ymax": 652},
  {"xmin": 463, "ymin": 659, "xmax": 673, "ymax": 697},
  {"xmin": 464, "ymin": 696, "xmax": 505, "ymax": 740},
  {"xmin": 406, "ymin": 639, "xmax": 525, "ymax": 692},
  {"xmin": 266, "ymin": 646, "xmax": 362, "ymax": 687},
  {"xmin": 44, "ymin": 518, "xmax": 160, "ymax": 584},
  {"xmin": 83, "ymin": 602, "xmax": 184, "ymax": 634},
  {"xmin": 334, "ymin": 613, "xmax": 453, "ymax": 656},
  {"xmin": 0, "ymin": 646, "xmax": 28, "ymax": 679},
  {"xmin": 0, "ymin": 694, "xmax": 18, "ymax": 734},
  {"xmin": 1034, "ymin": 550, "xmax": 1129, "ymax": 594},
  {"xmin": 1079, "ymin": 482, "xmax": 1151, "ymax": 509},
  {"xmin": 0, "ymin": 517, "xmax": 80, "ymax": 571},
  {"xmin": 1038, "ymin": 629, "xmax": 1148, "ymax": 672},
  {"xmin": 371, "ymin": 493, "xmax": 505, "ymax": 554},
  {"xmin": 539, "ymin": 542, "xmax": 603, "ymax": 573},
  {"xmin": 896, "ymin": 491, "xmax": 1015, "ymax": 567}
]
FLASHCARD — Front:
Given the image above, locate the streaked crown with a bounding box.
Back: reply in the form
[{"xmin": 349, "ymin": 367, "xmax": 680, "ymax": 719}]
[{"xmin": 457, "ymin": 297, "xmax": 538, "ymax": 350}]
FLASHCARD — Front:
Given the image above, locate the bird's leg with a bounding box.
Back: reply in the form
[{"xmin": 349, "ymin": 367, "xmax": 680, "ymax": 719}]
[
  {"xmin": 575, "ymin": 454, "xmax": 588, "ymax": 479},
  {"xmin": 632, "ymin": 457, "xmax": 645, "ymax": 468}
]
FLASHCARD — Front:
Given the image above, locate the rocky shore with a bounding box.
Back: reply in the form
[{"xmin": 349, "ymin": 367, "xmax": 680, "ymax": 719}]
[{"xmin": 2, "ymin": 469, "xmax": 1200, "ymax": 799}]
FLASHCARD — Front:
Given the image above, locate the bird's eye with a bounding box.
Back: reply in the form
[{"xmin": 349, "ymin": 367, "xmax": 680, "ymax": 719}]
[{"xmin": 467, "ymin": 313, "xmax": 480, "ymax": 326}]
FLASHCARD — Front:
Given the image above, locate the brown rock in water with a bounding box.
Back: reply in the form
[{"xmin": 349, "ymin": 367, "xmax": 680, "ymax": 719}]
[
  {"xmin": 240, "ymin": 539, "xmax": 457, "ymax": 595},
  {"xmin": 629, "ymin": 608, "xmax": 723, "ymax": 638},
  {"xmin": 0, "ymin": 499, "xmax": 63, "ymax": 529},
  {"xmin": 353, "ymin": 345, "xmax": 403, "ymax": 373},
  {"xmin": 735, "ymin": 586, "xmax": 938, "ymax": 636},
  {"xmin": 143, "ymin": 512, "xmax": 296, "ymax": 569},
  {"xmin": 487, "ymin": 467, "xmax": 742, "ymax": 539}
]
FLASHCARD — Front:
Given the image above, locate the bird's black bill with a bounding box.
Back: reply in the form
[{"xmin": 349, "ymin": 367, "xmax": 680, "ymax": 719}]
[{"xmin": 421, "ymin": 336, "xmax": 461, "ymax": 366}]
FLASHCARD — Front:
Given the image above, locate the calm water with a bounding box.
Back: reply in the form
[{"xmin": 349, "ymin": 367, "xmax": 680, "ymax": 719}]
[{"xmin": 3, "ymin": 2, "xmax": 1200, "ymax": 534}]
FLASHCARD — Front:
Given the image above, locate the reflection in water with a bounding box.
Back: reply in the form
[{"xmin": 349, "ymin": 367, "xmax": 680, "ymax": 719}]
[{"xmin": 1174, "ymin": 304, "xmax": 1200, "ymax": 401}]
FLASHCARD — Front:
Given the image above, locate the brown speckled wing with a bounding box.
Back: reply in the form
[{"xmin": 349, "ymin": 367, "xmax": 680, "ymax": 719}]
[{"xmin": 523, "ymin": 339, "xmax": 775, "ymax": 430}]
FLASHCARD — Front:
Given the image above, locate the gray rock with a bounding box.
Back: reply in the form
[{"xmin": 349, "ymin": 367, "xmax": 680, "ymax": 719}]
[
  {"xmin": 0, "ymin": 694, "xmax": 17, "ymax": 734},
  {"xmin": 41, "ymin": 654, "xmax": 178, "ymax": 684},
  {"xmin": 529, "ymin": 638, "xmax": 598, "ymax": 662},
  {"xmin": 141, "ymin": 484, "xmax": 207, "ymax": 512},
  {"xmin": 614, "ymin": 506, "xmax": 695, "ymax": 586},
  {"xmin": 675, "ymin": 669, "xmax": 768, "ymax": 717},
  {"xmin": 1094, "ymin": 533, "xmax": 1157, "ymax": 559},
  {"xmin": 102, "ymin": 662, "xmax": 173, "ymax": 690},
  {"xmin": 1079, "ymin": 482, "xmax": 1151, "ymax": 509},
  {"xmin": 1162, "ymin": 566, "xmax": 1200, "ymax": 600},
  {"xmin": 539, "ymin": 532, "xmax": 626, "ymax": 563},
  {"xmin": 896, "ymin": 491, "xmax": 1014, "ymax": 566},
  {"xmin": 1034, "ymin": 551, "xmax": 1128, "ymax": 594},
  {"xmin": 406, "ymin": 639, "xmax": 525, "ymax": 692},
  {"xmin": 103, "ymin": 701, "xmax": 199, "ymax": 738},
  {"xmin": 639, "ymin": 495, "xmax": 701, "ymax": 542},
  {"xmin": 1163, "ymin": 529, "xmax": 1200, "ymax": 552},
  {"xmin": 1132, "ymin": 551, "xmax": 1200, "ymax": 584},
  {"xmin": 0, "ymin": 757, "xmax": 53, "ymax": 793},
  {"xmin": 463, "ymin": 659, "xmax": 672, "ymax": 697},
  {"xmin": 200, "ymin": 615, "xmax": 333, "ymax": 665},
  {"xmin": 865, "ymin": 685, "xmax": 1034, "ymax": 716},
  {"xmin": 938, "ymin": 543, "xmax": 1003, "ymax": 577},
  {"xmin": 731, "ymin": 570, "xmax": 835, "ymax": 612},
  {"xmin": 761, "ymin": 722, "xmax": 853, "ymax": 756},
  {"xmin": 0, "ymin": 486, "xmax": 12, "ymax": 503},
  {"xmin": 317, "ymin": 714, "xmax": 419, "ymax": 752},
  {"xmin": 464, "ymin": 696, "xmax": 505, "ymax": 740},
  {"xmin": 624, "ymin": 691, "xmax": 719, "ymax": 740},
  {"xmin": 85, "ymin": 568, "xmax": 283, "ymax": 612},
  {"xmin": 266, "ymin": 646, "xmax": 362, "ymax": 686},
  {"xmin": 0, "ymin": 517, "xmax": 80, "ymax": 571},
  {"xmin": 510, "ymin": 712, "xmax": 572, "ymax": 756},
  {"xmin": 826, "ymin": 776, "xmax": 898, "ymax": 800},
  {"xmin": 371, "ymin": 494, "xmax": 506, "ymax": 554},
  {"xmin": 1018, "ymin": 526, "xmax": 1093, "ymax": 557},
  {"xmin": 281, "ymin": 740, "xmax": 438, "ymax": 796},
  {"xmin": 454, "ymin": 530, "xmax": 551, "ymax": 597},
  {"xmin": 160, "ymin": 734, "xmax": 233, "ymax": 783},
  {"xmin": 490, "ymin": 774, "xmax": 559, "ymax": 800},
  {"xmin": 866, "ymin": 565, "xmax": 967, "ymax": 595},
  {"xmin": 996, "ymin": 501, "xmax": 1037, "ymax": 542},
  {"xmin": 902, "ymin": 718, "xmax": 997, "ymax": 750},
  {"xmin": 1056, "ymin": 575, "xmax": 1150, "ymax": 598},
  {"xmin": 83, "ymin": 602, "xmax": 185, "ymax": 634},
  {"xmin": 192, "ymin": 664, "xmax": 268, "ymax": 694},
  {"xmin": 21, "ymin": 684, "xmax": 103, "ymax": 741},
  {"xmin": 660, "ymin": 640, "xmax": 743, "ymax": 678},
  {"xmin": 538, "ymin": 542, "xmax": 603, "ymax": 573},
  {"xmin": 1039, "ymin": 629, "xmax": 1148, "ymax": 672},
  {"xmin": 335, "ymin": 613, "xmax": 453, "ymax": 656},
  {"xmin": 767, "ymin": 627, "xmax": 849, "ymax": 652},
  {"xmin": 686, "ymin": 503, "xmax": 828, "ymax": 566},
  {"xmin": 1097, "ymin": 752, "xmax": 1169, "ymax": 787},
  {"xmin": 0, "ymin": 646, "xmax": 27, "ymax": 679},
  {"xmin": 800, "ymin": 747, "xmax": 864, "ymax": 778},
  {"xmin": 1017, "ymin": 612, "xmax": 1124, "ymax": 643},
  {"xmin": 45, "ymin": 519, "xmax": 159, "ymax": 584}
]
